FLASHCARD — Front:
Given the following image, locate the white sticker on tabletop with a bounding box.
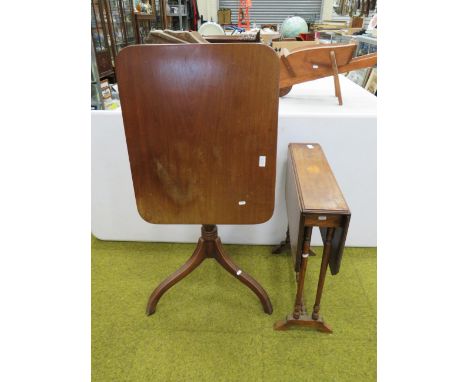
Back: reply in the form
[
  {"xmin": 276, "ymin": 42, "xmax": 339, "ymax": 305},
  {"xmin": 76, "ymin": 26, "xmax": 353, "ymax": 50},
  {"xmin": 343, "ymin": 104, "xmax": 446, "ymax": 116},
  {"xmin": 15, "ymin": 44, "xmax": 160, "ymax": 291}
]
[{"xmin": 259, "ymin": 156, "xmax": 266, "ymax": 167}]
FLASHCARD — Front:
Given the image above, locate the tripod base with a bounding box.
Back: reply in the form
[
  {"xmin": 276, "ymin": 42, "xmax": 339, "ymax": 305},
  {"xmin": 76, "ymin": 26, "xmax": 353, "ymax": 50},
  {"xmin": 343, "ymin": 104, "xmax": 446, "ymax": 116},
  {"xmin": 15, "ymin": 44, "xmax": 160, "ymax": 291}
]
[{"xmin": 146, "ymin": 225, "xmax": 273, "ymax": 315}]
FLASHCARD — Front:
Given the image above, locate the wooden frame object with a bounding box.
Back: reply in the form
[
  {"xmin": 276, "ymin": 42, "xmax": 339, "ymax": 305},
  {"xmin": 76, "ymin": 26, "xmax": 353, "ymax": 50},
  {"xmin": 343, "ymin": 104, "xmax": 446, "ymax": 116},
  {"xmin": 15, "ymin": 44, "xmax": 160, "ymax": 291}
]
[
  {"xmin": 278, "ymin": 43, "xmax": 377, "ymax": 104},
  {"xmin": 142, "ymin": 35, "xmax": 376, "ymax": 105},
  {"xmin": 116, "ymin": 44, "xmax": 280, "ymax": 315},
  {"xmin": 273, "ymin": 144, "xmax": 351, "ymax": 332},
  {"xmin": 365, "ymin": 67, "xmax": 377, "ymax": 94}
]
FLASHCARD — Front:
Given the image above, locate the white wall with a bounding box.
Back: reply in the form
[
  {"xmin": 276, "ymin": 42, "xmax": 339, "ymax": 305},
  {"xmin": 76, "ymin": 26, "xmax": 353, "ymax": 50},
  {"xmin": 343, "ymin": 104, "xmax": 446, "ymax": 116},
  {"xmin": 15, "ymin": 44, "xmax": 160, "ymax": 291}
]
[
  {"xmin": 197, "ymin": 0, "xmax": 219, "ymax": 23},
  {"xmin": 321, "ymin": 0, "xmax": 334, "ymax": 20},
  {"xmin": 92, "ymin": 76, "xmax": 377, "ymax": 247}
]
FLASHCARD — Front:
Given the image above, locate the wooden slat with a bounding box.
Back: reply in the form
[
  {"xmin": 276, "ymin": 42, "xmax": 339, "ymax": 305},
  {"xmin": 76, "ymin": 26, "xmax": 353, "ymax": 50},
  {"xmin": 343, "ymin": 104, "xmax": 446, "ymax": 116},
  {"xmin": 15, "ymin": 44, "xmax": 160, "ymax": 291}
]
[{"xmin": 279, "ymin": 44, "xmax": 376, "ymax": 89}]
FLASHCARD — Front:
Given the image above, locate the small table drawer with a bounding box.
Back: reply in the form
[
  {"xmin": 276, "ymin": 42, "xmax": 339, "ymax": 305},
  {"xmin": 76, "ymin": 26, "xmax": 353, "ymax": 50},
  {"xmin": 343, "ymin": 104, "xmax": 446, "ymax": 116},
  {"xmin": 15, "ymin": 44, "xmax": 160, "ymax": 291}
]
[{"xmin": 304, "ymin": 213, "xmax": 345, "ymax": 227}]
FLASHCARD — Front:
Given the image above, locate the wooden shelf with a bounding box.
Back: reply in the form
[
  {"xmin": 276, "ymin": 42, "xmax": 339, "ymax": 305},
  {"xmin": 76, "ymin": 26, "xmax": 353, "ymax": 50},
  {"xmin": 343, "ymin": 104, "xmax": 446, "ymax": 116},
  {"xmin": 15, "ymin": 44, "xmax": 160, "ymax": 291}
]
[{"xmin": 135, "ymin": 13, "xmax": 156, "ymax": 20}]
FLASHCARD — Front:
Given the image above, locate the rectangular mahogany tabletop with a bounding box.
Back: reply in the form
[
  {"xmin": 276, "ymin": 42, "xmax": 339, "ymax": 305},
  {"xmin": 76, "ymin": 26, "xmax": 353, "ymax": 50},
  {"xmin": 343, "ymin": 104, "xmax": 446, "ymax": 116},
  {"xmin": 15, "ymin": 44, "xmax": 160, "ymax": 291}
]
[
  {"xmin": 116, "ymin": 44, "xmax": 279, "ymax": 225},
  {"xmin": 289, "ymin": 143, "xmax": 349, "ymax": 214},
  {"xmin": 286, "ymin": 143, "xmax": 351, "ymax": 274}
]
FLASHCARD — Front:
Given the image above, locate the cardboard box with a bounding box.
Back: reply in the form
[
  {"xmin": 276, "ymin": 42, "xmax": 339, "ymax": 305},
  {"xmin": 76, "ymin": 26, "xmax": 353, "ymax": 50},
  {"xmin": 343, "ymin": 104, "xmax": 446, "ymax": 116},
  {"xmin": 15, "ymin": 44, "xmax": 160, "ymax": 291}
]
[{"xmin": 217, "ymin": 8, "xmax": 231, "ymax": 25}]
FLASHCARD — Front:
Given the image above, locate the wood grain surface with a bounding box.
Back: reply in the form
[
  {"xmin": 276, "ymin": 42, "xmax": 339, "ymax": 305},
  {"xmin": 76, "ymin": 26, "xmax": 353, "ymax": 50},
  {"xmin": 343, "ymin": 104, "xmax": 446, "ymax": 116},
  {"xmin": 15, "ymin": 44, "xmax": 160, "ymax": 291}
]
[
  {"xmin": 116, "ymin": 44, "xmax": 279, "ymax": 224},
  {"xmin": 289, "ymin": 143, "xmax": 349, "ymax": 214},
  {"xmin": 278, "ymin": 43, "xmax": 376, "ymax": 90},
  {"xmin": 285, "ymin": 151, "xmax": 304, "ymax": 270},
  {"xmin": 285, "ymin": 143, "xmax": 351, "ymax": 273},
  {"xmin": 279, "ymin": 43, "xmax": 355, "ymax": 88},
  {"xmin": 275, "ymin": 144, "xmax": 352, "ymax": 332}
]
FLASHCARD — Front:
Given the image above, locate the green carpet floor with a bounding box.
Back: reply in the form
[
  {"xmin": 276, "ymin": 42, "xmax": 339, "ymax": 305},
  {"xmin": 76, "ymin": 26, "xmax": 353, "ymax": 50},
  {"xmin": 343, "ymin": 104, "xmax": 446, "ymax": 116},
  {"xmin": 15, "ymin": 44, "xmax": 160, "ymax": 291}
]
[{"xmin": 92, "ymin": 236, "xmax": 376, "ymax": 381}]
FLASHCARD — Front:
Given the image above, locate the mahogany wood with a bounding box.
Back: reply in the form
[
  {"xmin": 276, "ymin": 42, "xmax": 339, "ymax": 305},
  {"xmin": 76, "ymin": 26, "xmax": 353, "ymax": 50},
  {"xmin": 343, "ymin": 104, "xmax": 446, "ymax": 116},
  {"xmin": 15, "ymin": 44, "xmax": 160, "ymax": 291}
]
[
  {"xmin": 285, "ymin": 153, "xmax": 303, "ymax": 270},
  {"xmin": 292, "ymin": 144, "xmax": 349, "ymax": 215},
  {"xmin": 138, "ymin": 36, "xmax": 375, "ymax": 104},
  {"xmin": 116, "ymin": 44, "xmax": 279, "ymax": 316},
  {"xmin": 274, "ymin": 314, "xmax": 332, "ymax": 333},
  {"xmin": 312, "ymin": 227, "xmax": 335, "ymax": 320},
  {"xmin": 293, "ymin": 226, "xmax": 312, "ymax": 319},
  {"xmin": 147, "ymin": 225, "xmax": 273, "ymax": 315},
  {"xmin": 273, "ymin": 143, "xmax": 351, "ymax": 332},
  {"xmin": 279, "ymin": 86, "xmax": 293, "ymax": 97},
  {"xmin": 116, "ymin": 44, "xmax": 279, "ymax": 224}
]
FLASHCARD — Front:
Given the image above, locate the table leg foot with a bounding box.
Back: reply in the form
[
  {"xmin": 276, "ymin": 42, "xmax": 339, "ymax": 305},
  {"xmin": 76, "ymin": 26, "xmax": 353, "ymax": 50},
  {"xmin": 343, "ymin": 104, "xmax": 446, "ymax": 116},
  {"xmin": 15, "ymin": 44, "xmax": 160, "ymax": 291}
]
[
  {"xmin": 273, "ymin": 314, "xmax": 333, "ymax": 333},
  {"xmin": 272, "ymin": 240, "xmax": 290, "ymax": 254},
  {"xmin": 273, "ymin": 319, "xmax": 290, "ymax": 330},
  {"xmin": 146, "ymin": 239, "xmax": 205, "ymax": 316},
  {"xmin": 214, "ymin": 238, "xmax": 273, "ymax": 315},
  {"xmin": 272, "ymin": 229, "xmax": 290, "ymax": 254}
]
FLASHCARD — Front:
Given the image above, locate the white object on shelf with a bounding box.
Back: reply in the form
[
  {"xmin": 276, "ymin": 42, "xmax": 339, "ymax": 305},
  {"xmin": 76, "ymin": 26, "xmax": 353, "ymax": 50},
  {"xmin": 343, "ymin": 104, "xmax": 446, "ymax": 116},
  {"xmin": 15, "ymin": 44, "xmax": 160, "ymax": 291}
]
[{"xmin": 198, "ymin": 21, "xmax": 224, "ymax": 36}]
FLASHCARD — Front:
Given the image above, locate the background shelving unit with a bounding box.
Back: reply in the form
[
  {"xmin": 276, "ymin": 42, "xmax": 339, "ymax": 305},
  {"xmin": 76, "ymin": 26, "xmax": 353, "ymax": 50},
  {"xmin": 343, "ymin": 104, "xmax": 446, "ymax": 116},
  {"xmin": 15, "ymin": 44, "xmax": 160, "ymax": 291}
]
[
  {"xmin": 91, "ymin": 0, "xmax": 114, "ymax": 79},
  {"xmin": 91, "ymin": 38, "xmax": 105, "ymax": 110},
  {"xmin": 134, "ymin": 0, "xmax": 166, "ymax": 43},
  {"xmin": 166, "ymin": 0, "xmax": 189, "ymax": 31},
  {"xmin": 91, "ymin": 0, "xmax": 137, "ymax": 80}
]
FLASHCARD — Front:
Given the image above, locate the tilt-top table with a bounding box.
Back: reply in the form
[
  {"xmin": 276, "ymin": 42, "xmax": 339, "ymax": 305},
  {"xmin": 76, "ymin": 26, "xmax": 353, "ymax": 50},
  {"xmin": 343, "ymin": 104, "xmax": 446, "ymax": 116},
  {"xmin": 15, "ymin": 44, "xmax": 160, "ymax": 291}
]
[{"xmin": 116, "ymin": 44, "xmax": 280, "ymax": 315}]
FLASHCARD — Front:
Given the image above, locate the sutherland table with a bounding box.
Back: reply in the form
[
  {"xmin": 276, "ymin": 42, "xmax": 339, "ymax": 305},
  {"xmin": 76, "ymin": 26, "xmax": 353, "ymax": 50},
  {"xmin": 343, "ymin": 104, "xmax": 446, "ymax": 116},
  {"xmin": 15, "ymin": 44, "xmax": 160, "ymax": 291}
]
[{"xmin": 273, "ymin": 143, "xmax": 351, "ymax": 332}]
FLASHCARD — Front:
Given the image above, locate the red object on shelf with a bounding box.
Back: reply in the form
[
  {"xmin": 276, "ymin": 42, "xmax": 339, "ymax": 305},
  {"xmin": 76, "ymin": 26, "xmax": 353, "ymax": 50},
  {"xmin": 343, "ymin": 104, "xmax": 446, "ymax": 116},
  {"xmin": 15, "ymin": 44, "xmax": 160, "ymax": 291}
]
[
  {"xmin": 238, "ymin": 0, "xmax": 251, "ymax": 30},
  {"xmin": 299, "ymin": 32, "xmax": 315, "ymax": 41}
]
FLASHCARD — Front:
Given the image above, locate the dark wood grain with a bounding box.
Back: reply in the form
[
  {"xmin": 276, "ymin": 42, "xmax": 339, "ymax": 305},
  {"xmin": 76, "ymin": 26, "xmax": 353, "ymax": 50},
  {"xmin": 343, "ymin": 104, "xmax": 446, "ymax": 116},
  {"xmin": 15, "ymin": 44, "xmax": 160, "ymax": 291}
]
[
  {"xmin": 116, "ymin": 44, "xmax": 280, "ymax": 224},
  {"xmin": 289, "ymin": 143, "xmax": 349, "ymax": 214},
  {"xmin": 285, "ymin": 150, "xmax": 304, "ymax": 270},
  {"xmin": 293, "ymin": 226, "xmax": 312, "ymax": 319},
  {"xmin": 147, "ymin": 224, "xmax": 273, "ymax": 315},
  {"xmin": 146, "ymin": 237, "xmax": 205, "ymax": 314},
  {"xmin": 116, "ymin": 44, "xmax": 278, "ymax": 317},
  {"xmin": 274, "ymin": 143, "xmax": 351, "ymax": 332},
  {"xmin": 287, "ymin": 143, "xmax": 350, "ymax": 272},
  {"xmin": 274, "ymin": 314, "xmax": 332, "ymax": 333},
  {"xmin": 319, "ymin": 214, "xmax": 351, "ymax": 275},
  {"xmin": 312, "ymin": 227, "xmax": 335, "ymax": 320}
]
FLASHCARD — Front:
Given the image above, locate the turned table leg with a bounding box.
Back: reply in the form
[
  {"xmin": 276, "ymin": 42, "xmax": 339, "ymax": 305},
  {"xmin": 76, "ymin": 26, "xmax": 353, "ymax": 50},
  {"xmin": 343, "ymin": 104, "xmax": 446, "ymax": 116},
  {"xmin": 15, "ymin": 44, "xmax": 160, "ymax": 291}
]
[
  {"xmin": 312, "ymin": 227, "xmax": 335, "ymax": 320},
  {"xmin": 293, "ymin": 226, "xmax": 313, "ymax": 318},
  {"xmin": 274, "ymin": 225, "xmax": 332, "ymax": 333}
]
